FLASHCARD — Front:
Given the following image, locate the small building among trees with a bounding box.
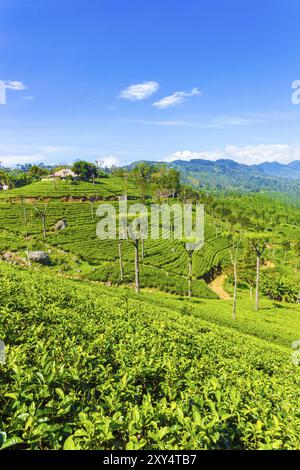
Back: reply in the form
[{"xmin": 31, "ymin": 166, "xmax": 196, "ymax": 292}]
[{"xmin": 53, "ymin": 168, "xmax": 78, "ymax": 179}]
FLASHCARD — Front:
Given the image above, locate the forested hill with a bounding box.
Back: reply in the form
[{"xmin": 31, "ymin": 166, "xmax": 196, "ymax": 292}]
[
  {"xmin": 173, "ymin": 158, "xmax": 300, "ymax": 179},
  {"xmin": 126, "ymin": 159, "xmax": 300, "ymax": 194}
]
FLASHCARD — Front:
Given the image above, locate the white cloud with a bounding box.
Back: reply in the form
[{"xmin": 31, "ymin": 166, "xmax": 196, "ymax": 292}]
[
  {"xmin": 0, "ymin": 145, "xmax": 122, "ymax": 168},
  {"xmin": 100, "ymin": 155, "xmax": 120, "ymax": 168},
  {"xmin": 0, "ymin": 154, "xmax": 43, "ymax": 166},
  {"xmin": 165, "ymin": 144, "xmax": 300, "ymax": 165},
  {"xmin": 40, "ymin": 146, "xmax": 75, "ymax": 155},
  {"xmin": 153, "ymin": 87, "xmax": 201, "ymax": 109},
  {"xmin": 203, "ymin": 115, "xmax": 267, "ymax": 128},
  {"xmin": 131, "ymin": 119, "xmax": 188, "ymax": 126},
  {"xmin": 166, "ymin": 150, "xmax": 220, "ymax": 163},
  {"xmin": 120, "ymin": 81, "xmax": 159, "ymax": 101},
  {"xmin": 0, "ymin": 145, "xmax": 77, "ymax": 167},
  {"xmin": 5, "ymin": 81, "xmax": 27, "ymax": 91},
  {"xmin": 131, "ymin": 114, "xmax": 268, "ymax": 128}
]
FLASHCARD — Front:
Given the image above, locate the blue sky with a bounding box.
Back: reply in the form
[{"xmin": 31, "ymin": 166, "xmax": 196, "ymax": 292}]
[{"xmin": 1, "ymin": 0, "xmax": 300, "ymax": 167}]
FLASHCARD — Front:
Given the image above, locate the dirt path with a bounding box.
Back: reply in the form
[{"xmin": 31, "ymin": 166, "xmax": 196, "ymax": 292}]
[{"xmin": 209, "ymin": 274, "xmax": 231, "ymax": 300}]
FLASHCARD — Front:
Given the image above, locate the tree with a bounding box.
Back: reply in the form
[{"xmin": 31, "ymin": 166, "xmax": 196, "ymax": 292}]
[
  {"xmin": 131, "ymin": 163, "xmax": 154, "ymax": 202},
  {"xmin": 133, "ymin": 237, "xmax": 140, "ymax": 293},
  {"xmin": 166, "ymin": 168, "xmax": 181, "ymax": 198},
  {"xmin": 126, "ymin": 209, "xmax": 148, "ymax": 294},
  {"xmin": 181, "ymin": 237, "xmax": 201, "ymax": 298},
  {"xmin": 127, "ymin": 220, "xmax": 141, "ymax": 293},
  {"xmin": 186, "ymin": 247, "xmax": 193, "ymax": 298},
  {"xmin": 66, "ymin": 175, "xmax": 73, "ymax": 194},
  {"xmin": 243, "ymin": 269, "xmax": 256, "ymax": 300},
  {"xmin": 34, "ymin": 200, "xmax": 49, "ymax": 239},
  {"xmin": 20, "ymin": 198, "xmax": 31, "ymax": 265},
  {"xmin": 282, "ymin": 240, "xmax": 291, "ymax": 263},
  {"xmin": 89, "ymin": 196, "xmax": 96, "ymax": 221},
  {"xmin": 151, "ymin": 166, "xmax": 181, "ymax": 201},
  {"xmin": 179, "ymin": 185, "xmax": 200, "ymax": 204},
  {"xmin": 118, "ymin": 239, "xmax": 124, "ymax": 282},
  {"xmin": 9, "ymin": 170, "xmax": 32, "ymax": 188},
  {"xmin": 28, "ymin": 165, "xmax": 48, "ymax": 180},
  {"xmin": 116, "ymin": 198, "xmax": 128, "ymax": 282},
  {"xmin": 0, "ymin": 170, "xmax": 11, "ymax": 188},
  {"xmin": 72, "ymin": 161, "xmax": 97, "ymax": 182},
  {"xmin": 229, "ymin": 235, "xmax": 242, "ymax": 320},
  {"xmin": 113, "ymin": 168, "xmax": 129, "ymax": 196},
  {"xmin": 293, "ymin": 239, "xmax": 300, "ymax": 273},
  {"xmin": 247, "ymin": 233, "xmax": 269, "ymax": 311}
]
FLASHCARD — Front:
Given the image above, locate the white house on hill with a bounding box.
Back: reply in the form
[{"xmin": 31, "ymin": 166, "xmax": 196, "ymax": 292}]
[{"xmin": 53, "ymin": 168, "xmax": 78, "ymax": 179}]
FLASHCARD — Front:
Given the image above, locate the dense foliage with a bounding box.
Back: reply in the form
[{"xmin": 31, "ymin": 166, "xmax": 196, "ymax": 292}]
[
  {"xmin": 0, "ymin": 263, "xmax": 299, "ymax": 450},
  {"xmin": 1, "ymin": 173, "xmax": 300, "ymax": 451}
]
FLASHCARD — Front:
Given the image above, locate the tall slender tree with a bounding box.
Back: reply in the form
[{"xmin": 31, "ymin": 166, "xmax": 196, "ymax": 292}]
[
  {"xmin": 34, "ymin": 200, "xmax": 49, "ymax": 240},
  {"xmin": 182, "ymin": 237, "xmax": 202, "ymax": 298},
  {"xmin": 126, "ymin": 209, "xmax": 147, "ymax": 294},
  {"xmin": 247, "ymin": 233, "xmax": 269, "ymax": 311},
  {"xmin": 20, "ymin": 197, "xmax": 31, "ymax": 266}
]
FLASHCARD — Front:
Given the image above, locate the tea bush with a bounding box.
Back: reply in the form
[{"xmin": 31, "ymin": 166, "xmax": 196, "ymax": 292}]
[{"xmin": 0, "ymin": 263, "xmax": 299, "ymax": 450}]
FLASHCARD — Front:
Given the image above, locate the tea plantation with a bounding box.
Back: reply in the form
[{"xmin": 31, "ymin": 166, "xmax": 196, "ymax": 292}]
[
  {"xmin": 0, "ymin": 263, "xmax": 299, "ymax": 450},
  {"xmin": 0, "ymin": 196, "xmax": 230, "ymax": 298},
  {"xmin": 1, "ymin": 178, "xmax": 300, "ymax": 450}
]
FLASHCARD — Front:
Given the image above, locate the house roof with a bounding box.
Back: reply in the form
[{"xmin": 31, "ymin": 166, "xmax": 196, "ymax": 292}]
[{"xmin": 53, "ymin": 169, "xmax": 76, "ymax": 178}]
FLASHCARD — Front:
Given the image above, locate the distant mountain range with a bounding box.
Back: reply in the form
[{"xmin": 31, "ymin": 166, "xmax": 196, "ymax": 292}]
[
  {"xmin": 125, "ymin": 158, "xmax": 300, "ymax": 195},
  {"xmin": 170, "ymin": 158, "xmax": 300, "ymax": 179},
  {"xmin": 254, "ymin": 160, "xmax": 300, "ymax": 179}
]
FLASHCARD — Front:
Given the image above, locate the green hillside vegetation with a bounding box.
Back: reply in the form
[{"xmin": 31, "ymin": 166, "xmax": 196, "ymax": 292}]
[
  {"xmin": 171, "ymin": 159, "xmax": 300, "ymax": 195},
  {"xmin": 0, "ymin": 177, "xmax": 138, "ymax": 200},
  {"xmin": 0, "ymin": 263, "xmax": 299, "ymax": 450},
  {"xmin": 1, "ymin": 177, "xmax": 299, "ymax": 300},
  {"xmin": 1, "ymin": 165, "xmax": 300, "ymax": 450}
]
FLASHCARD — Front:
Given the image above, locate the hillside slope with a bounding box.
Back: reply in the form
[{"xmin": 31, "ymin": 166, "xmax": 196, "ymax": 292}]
[
  {"xmin": 171, "ymin": 159, "xmax": 300, "ymax": 194},
  {"xmin": 124, "ymin": 158, "xmax": 300, "ymax": 194},
  {"xmin": 0, "ymin": 263, "xmax": 300, "ymax": 450}
]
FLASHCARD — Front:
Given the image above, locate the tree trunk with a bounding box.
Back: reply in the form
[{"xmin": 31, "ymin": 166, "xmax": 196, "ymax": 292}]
[
  {"xmin": 90, "ymin": 202, "xmax": 94, "ymax": 221},
  {"xmin": 42, "ymin": 215, "xmax": 46, "ymax": 240},
  {"xmin": 34, "ymin": 204, "xmax": 48, "ymax": 240},
  {"xmin": 22, "ymin": 203, "xmax": 28, "ymax": 240},
  {"xmin": 134, "ymin": 239, "xmax": 140, "ymax": 294},
  {"xmin": 255, "ymin": 255, "xmax": 260, "ymax": 311},
  {"xmin": 141, "ymin": 238, "xmax": 144, "ymax": 260},
  {"xmin": 250, "ymin": 285, "xmax": 253, "ymax": 300},
  {"xmin": 22, "ymin": 203, "xmax": 31, "ymax": 266},
  {"xmin": 232, "ymin": 260, "xmax": 237, "ymax": 320},
  {"xmin": 118, "ymin": 240, "xmax": 124, "ymax": 282},
  {"xmin": 188, "ymin": 252, "xmax": 192, "ymax": 298}
]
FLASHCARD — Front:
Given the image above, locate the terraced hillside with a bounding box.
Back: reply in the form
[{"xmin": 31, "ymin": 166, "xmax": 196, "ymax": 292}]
[
  {"xmin": 0, "ymin": 262, "xmax": 299, "ymax": 450},
  {"xmin": 0, "ymin": 178, "xmax": 138, "ymax": 200},
  {"xmin": 0, "ymin": 182, "xmax": 232, "ymax": 298}
]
